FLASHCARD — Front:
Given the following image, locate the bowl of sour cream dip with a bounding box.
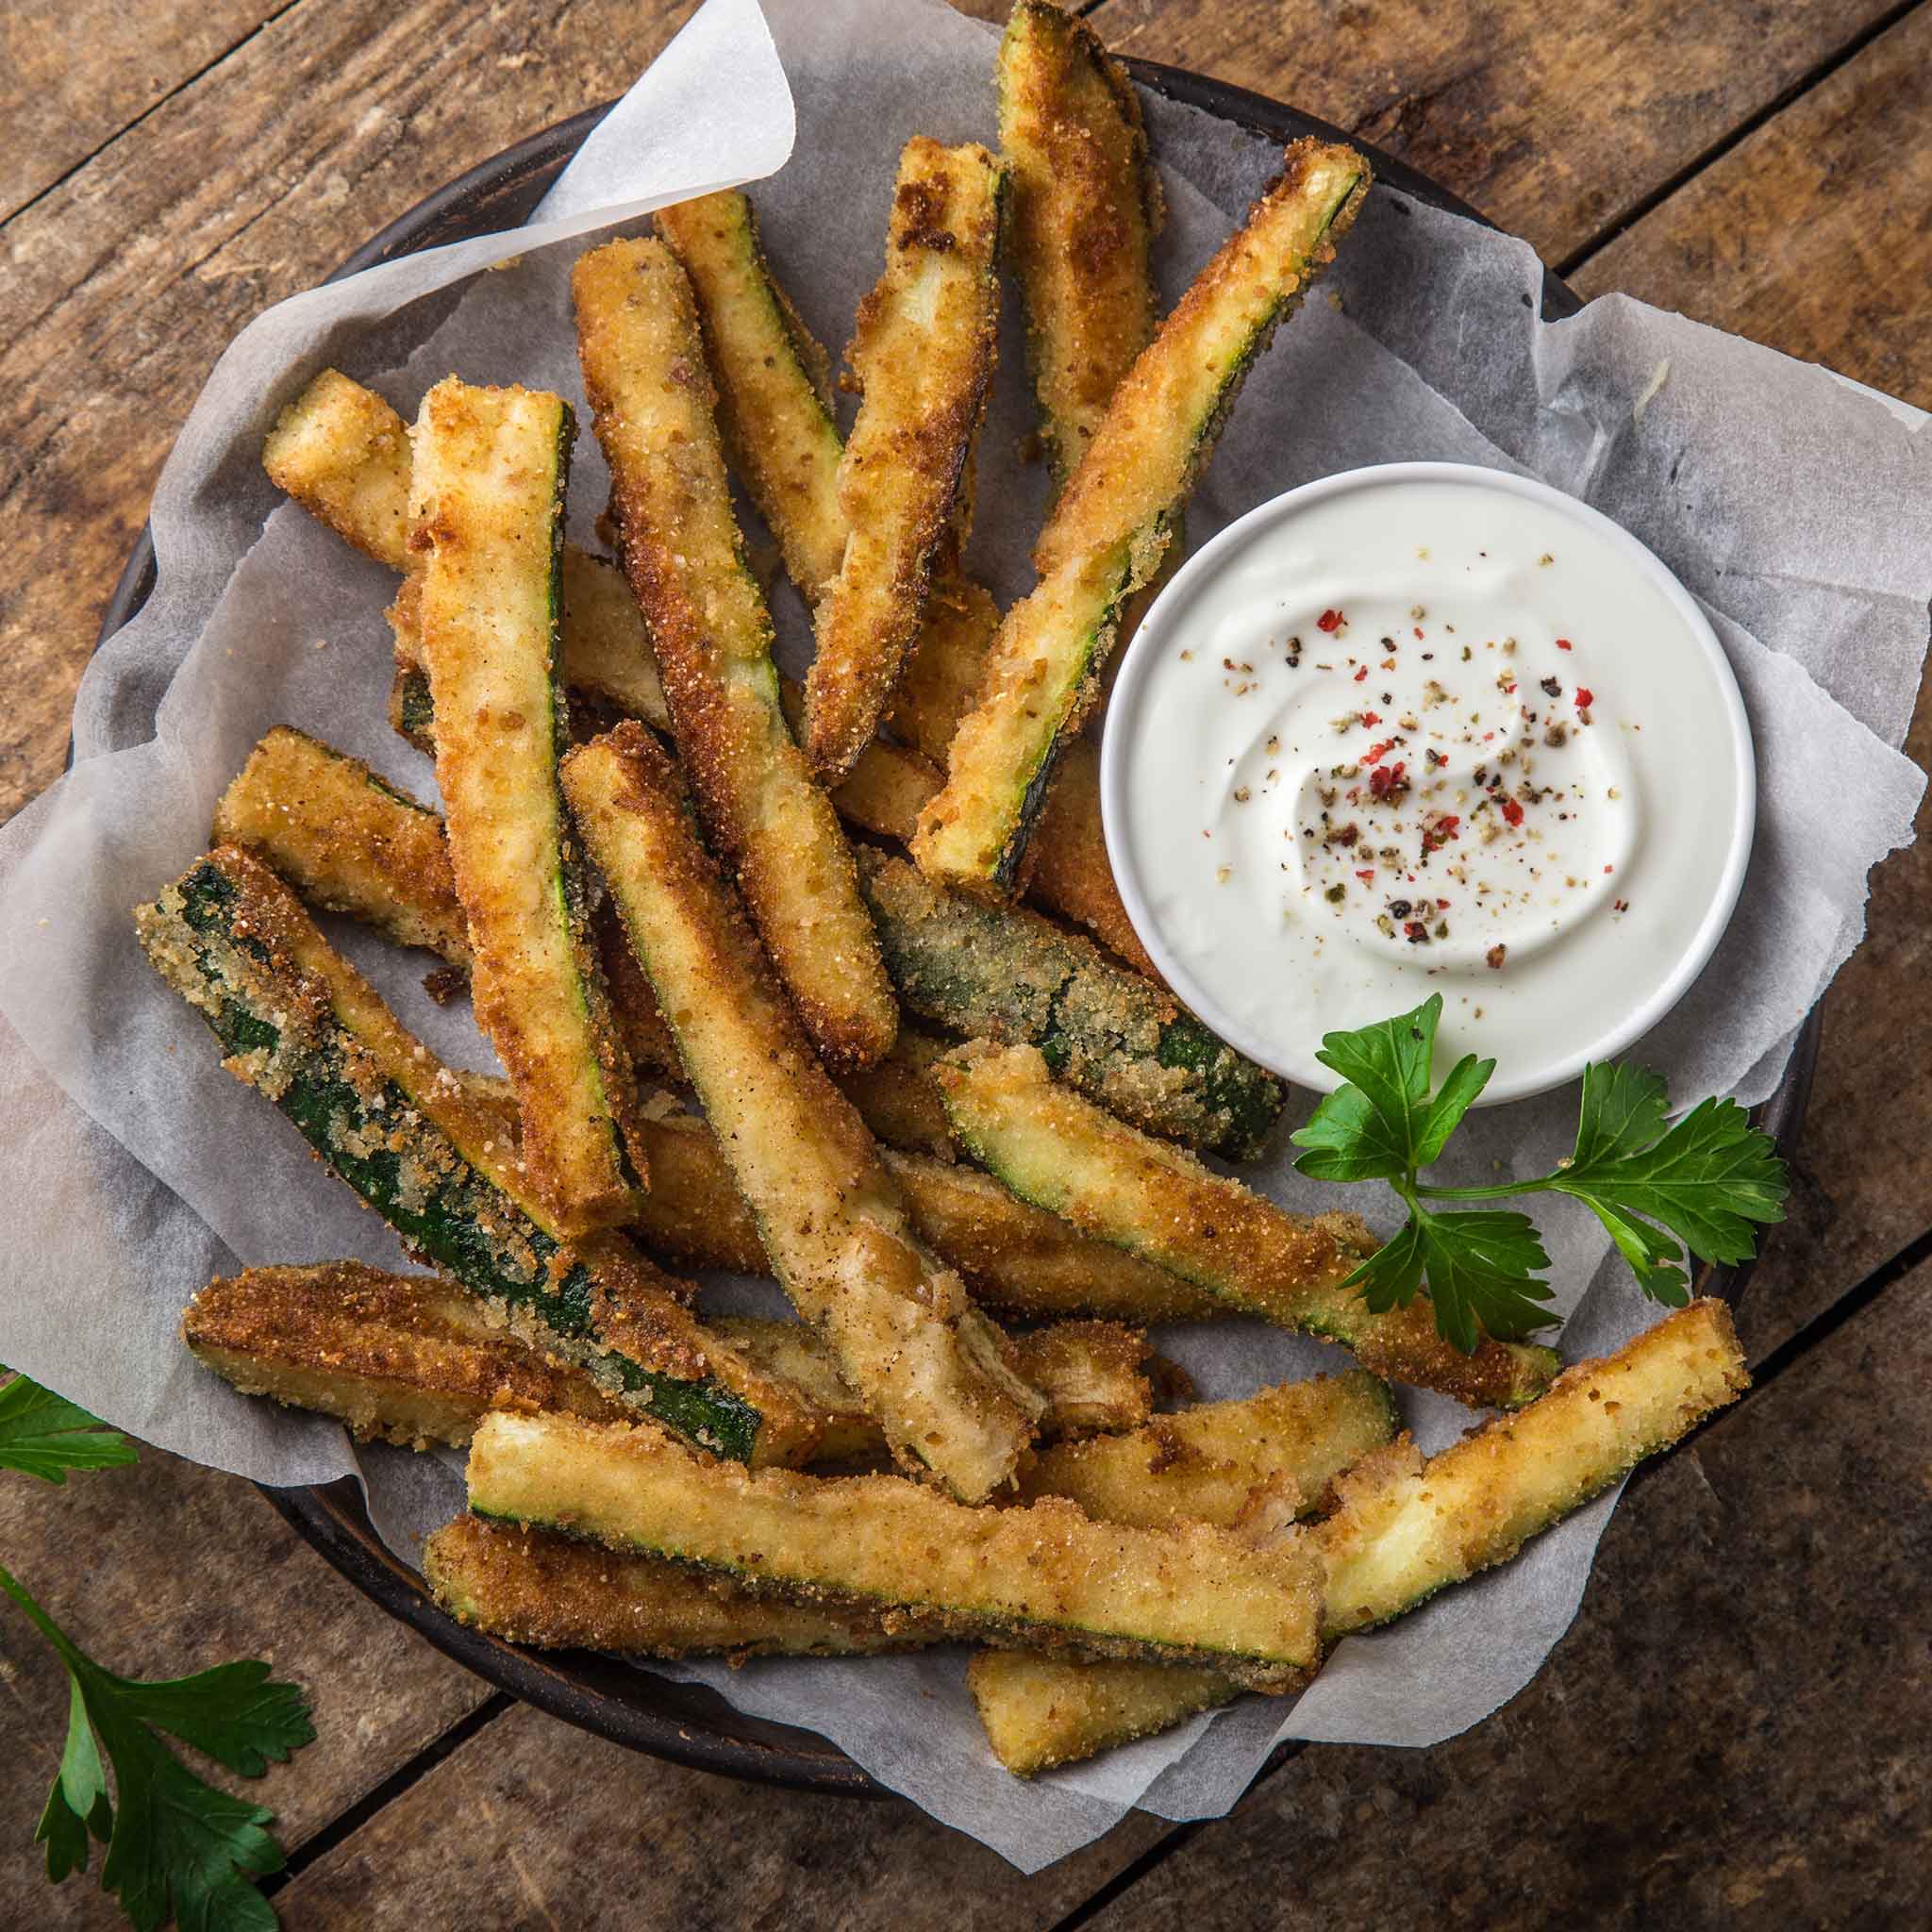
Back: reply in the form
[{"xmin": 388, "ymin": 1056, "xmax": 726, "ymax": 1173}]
[{"xmin": 1100, "ymin": 462, "xmax": 1756, "ymax": 1105}]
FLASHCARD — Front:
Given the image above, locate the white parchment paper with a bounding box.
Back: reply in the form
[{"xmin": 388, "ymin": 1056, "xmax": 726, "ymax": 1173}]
[{"xmin": 0, "ymin": 0, "xmax": 1925, "ymax": 1873}]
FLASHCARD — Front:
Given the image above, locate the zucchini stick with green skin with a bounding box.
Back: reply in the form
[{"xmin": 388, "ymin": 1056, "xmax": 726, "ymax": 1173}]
[
  {"xmin": 408, "ymin": 377, "xmax": 641, "ymax": 1233},
  {"xmin": 135, "ymin": 847, "xmax": 817, "ymax": 1466},
  {"xmin": 996, "ymin": 0, "xmax": 1163, "ymax": 487},
  {"xmin": 561, "ymin": 722, "xmax": 1044, "ymax": 1504},
  {"xmin": 572, "ymin": 238, "xmax": 896, "ymax": 1071},
  {"xmin": 183, "ymin": 1263, "xmax": 1150, "ymax": 1460},
  {"xmin": 970, "ymin": 1299, "xmax": 1747, "ymax": 1774},
  {"xmin": 914, "ymin": 141, "xmax": 1371, "ymax": 896},
  {"xmin": 466, "ymin": 1407, "xmax": 1324, "ymax": 1688},
  {"xmin": 804, "ymin": 139, "xmax": 1006, "ymax": 780},
  {"xmin": 935, "ymin": 1042, "xmax": 1559, "ymax": 1409},
  {"xmin": 656, "ymin": 195, "xmax": 1159, "ymax": 983},
  {"xmin": 858, "ymin": 848, "xmax": 1283, "ymax": 1160}
]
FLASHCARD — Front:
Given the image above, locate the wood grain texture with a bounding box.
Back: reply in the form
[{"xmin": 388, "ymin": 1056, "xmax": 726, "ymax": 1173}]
[
  {"xmin": 274, "ymin": 1696, "xmax": 1171, "ymax": 1928},
  {"xmin": 1083, "ymin": 1259, "xmax": 1932, "ymax": 1930},
  {"xmin": 0, "ymin": 1440, "xmax": 489, "ymax": 1930},
  {"xmin": 0, "ymin": 0, "xmax": 286, "ymax": 222},
  {"xmin": 0, "ymin": 0, "xmax": 696, "ymax": 826},
  {"xmin": 1738, "ymin": 671, "xmax": 1932, "ymax": 1362},
  {"xmin": 1574, "ymin": 6, "xmax": 1932, "ymax": 409},
  {"xmin": 1086, "ymin": 0, "xmax": 1900, "ymax": 263}
]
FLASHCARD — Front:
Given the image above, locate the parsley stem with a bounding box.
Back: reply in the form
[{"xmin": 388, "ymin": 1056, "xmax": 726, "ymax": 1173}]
[{"xmin": 1413, "ymin": 1178, "xmax": 1558, "ymax": 1202}]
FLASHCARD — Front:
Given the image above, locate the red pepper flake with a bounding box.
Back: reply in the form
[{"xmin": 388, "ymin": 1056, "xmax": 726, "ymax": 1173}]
[
  {"xmin": 1359, "ymin": 711, "xmax": 1381, "ymax": 726},
  {"xmin": 1557, "ymin": 638, "xmax": 1574, "ymax": 651},
  {"xmin": 1355, "ymin": 868, "xmax": 1376, "ymax": 884},
  {"xmin": 1422, "ymin": 814, "xmax": 1461, "ymax": 852},
  {"xmin": 1613, "ymin": 898, "xmax": 1629, "ymax": 912},
  {"xmin": 1575, "ymin": 687, "xmax": 1594, "ymax": 708},
  {"xmin": 1413, "ymin": 625, "xmax": 1424, "ymax": 640},
  {"xmin": 1404, "ymin": 921, "xmax": 1431, "ymax": 945},
  {"xmin": 1438, "ymin": 897, "xmax": 1451, "ymax": 908},
  {"xmin": 1604, "ymin": 863, "xmax": 1614, "ymax": 874},
  {"xmin": 1500, "ymin": 798, "xmax": 1524, "ymax": 826},
  {"xmin": 1318, "ymin": 608, "xmax": 1344, "ymax": 633},
  {"xmin": 1353, "ymin": 665, "xmax": 1368, "ymax": 683},
  {"xmin": 1368, "ymin": 761, "xmax": 1407, "ymax": 800},
  {"xmin": 1362, "ymin": 740, "xmax": 1394, "ymax": 766}
]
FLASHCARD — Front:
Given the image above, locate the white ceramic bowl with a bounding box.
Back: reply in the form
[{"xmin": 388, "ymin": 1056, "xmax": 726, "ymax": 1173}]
[{"xmin": 1099, "ymin": 462, "xmax": 1757, "ymax": 1105}]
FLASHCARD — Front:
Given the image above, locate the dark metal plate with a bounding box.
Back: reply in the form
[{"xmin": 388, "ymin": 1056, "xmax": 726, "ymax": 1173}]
[{"xmin": 96, "ymin": 60, "xmax": 1819, "ymax": 1799}]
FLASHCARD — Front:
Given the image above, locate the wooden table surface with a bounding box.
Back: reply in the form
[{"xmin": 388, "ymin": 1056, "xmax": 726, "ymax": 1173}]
[{"xmin": 2, "ymin": 1, "xmax": 1927, "ymax": 1924}]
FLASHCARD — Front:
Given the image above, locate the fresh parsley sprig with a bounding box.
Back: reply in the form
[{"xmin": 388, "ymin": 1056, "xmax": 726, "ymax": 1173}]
[
  {"xmin": 1291, "ymin": 995, "xmax": 1790, "ymax": 1355},
  {"xmin": 0, "ymin": 1371, "xmax": 316, "ymax": 1932}
]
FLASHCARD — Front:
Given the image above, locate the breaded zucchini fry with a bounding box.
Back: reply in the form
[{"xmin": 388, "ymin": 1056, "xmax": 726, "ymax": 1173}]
[
  {"xmin": 804, "ymin": 140, "xmax": 1005, "ymax": 779},
  {"xmin": 936, "ymin": 1042, "xmax": 1558, "ymax": 1409},
  {"xmin": 561, "ymin": 722, "xmax": 1042, "ymax": 1503},
  {"xmin": 467, "ymin": 1408, "xmax": 1323, "ymax": 1687},
  {"xmin": 212, "ymin": 726, "xmax": 470, "ymax": 963},
  {"xmin": 1014, "ymin": 1371, "xmax": 1396, "ymax": 1531},
  {"xmin": 267, "ymin": 370, "xmax": 670, "ymax": 725},
  {"xmin": 408, "ymin": 377, "xmax": 640, "ymax": 1232},
  {"xmin": 426, "ymin": 1513, "xmax": 928, "ymax": 1659},
  {"xmin": 969, "ymin": 1653, "xmax": 1239, "ymax": 1776},
  {"xmin": 914, "ymin": 142, "xmax": 1370, "ymax": 895},
  {"xmin": 971, "ymin": 1301, "xmax": 1746, "ymax": 1773},
  {"xmin": 1023, "ymin": 742, "xmax": 1160, "ymax": 979},
  {"xmin": 654, "ymin": 191, "xmax": 847, "ymax": 599},
  {"xmin": 572, "ymin": 239, "xmax": 895, "ymax": 1070},
  {"xmin": 184, "ymin": 1261, "xmax": 627, "ymax": 1450},
  {"xmin": 996, "ymin": 0, "xmax": 1162, "ymax": 486},
  {"xmin": 184, "ymin": 1261, "xmax": 1149, "ymax": 1462},
  {"xmin": 858, "ymin": 849, "xmax": 1282, "ymax": 1159},
  {"xmin": 136, "ymin": 848, "xmax": 814, "ymax": 1466},
  {"xmin": 1318, "ymin": 1297, "xmax": 1746, "ymax": 1636}
]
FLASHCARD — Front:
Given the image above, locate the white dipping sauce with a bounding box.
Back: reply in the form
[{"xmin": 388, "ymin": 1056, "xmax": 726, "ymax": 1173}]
[{"xmin": 1104, "ymin": 468, "xmax": 1754, "ymax": 1102}]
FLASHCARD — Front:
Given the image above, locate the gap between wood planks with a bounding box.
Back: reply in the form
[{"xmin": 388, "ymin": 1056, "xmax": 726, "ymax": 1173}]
[
  {"xmin": 0, "ymin": 0, "xmax": 311, "ymax": 232},
  {"xmin": 1555, "ymin": 0, "xmax": 1925, "ymax": 276}
]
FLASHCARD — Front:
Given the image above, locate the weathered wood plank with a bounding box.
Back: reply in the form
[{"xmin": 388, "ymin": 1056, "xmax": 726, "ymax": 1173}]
[
  {"xmin": 0, "ymin": 1439, "xmax": 489, "ymax": 1930},
  {"xmin": 1738, "ymin": 672, "xmax": 1932, "ymax": 1361},
  {"xmin": 1082, "ymin": 1258, "xmax": 1932, "ymax": 1929},
  {"xmin": 0, "ymin": 1, "xmax": 284, "ymax": 223},
  {"xmin": 273, "ymin": 1698, "xmax": 1170, "ymax": 1929},
  {"xmin": 1086, "ymin": 0, "xmax": 1900, "ymax": 266},
  {"xmin": 1574, "ymin": 5, "xmax": 1932, "ymax": 410},
  {"xmin": 0, "ymin": 0, "xmax": 698, "ymax": 827}
]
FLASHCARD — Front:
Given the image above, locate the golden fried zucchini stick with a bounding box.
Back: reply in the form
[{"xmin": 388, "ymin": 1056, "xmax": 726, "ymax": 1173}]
[
  {"xmin": 467, "ymin": 1408, "xmax": 1324, "ymax": 1687},
  {"xmin": 804, "ymin": 140, "xmax": 1005, "ymax": 779},
  {"xmin": 572, "ymin": 239, "xmax": 896, "ymax": 1071},
  {"xmin": 561, "ymin": 722, "xmax": 1042, "ymax": 1504},
  {"xmin": 996, "ymin": 0, "xmax": 1163, "ymax": 486},
  {"xmin": 653, "ymin": 192, "xmax": 848, "ymax": 599},
  {"xmin": 426, "ymin": 1513, "xmax": 929, "ymax": 1660},
  {"xmin": 970, "ymin": 1300, "xmax": 1747, "ymax": 1774},
  {"xmin": 936, "ymin": 1042, "xmax": 1559, "ymax": 1409},
  {"xmin": 407, "ymin": 378, "xmax": 641, "ymax": 1232},
  {"xmin": 184, "ymin": 1264, "xmax": 1151, "ymax": 1459},
  {"xmin": 137, "ymin": 848, "xmax": 816, "ymax": 1466},
  {"xmin": 914, "ymin": 141, "xmax": 1371, "ymax": 896},
  {"xmin": 656, "ymin": 197, "xmax": 1160, "ymax": 983},
  {"xmin": 265, "ymin": 370, "xmax": 669, "ymax": 722}
]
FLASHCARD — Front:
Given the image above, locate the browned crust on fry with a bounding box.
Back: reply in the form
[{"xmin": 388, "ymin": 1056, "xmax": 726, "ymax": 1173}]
[
  {"xmin": 426, "ymin": 1513, "xmax": 927, "ymax": 1658},
  {"xmin": 804, "ymin": 140, "xmax": 1006, "ymax": 780},
  {"xmin": 572, "ymin": 238, "xmax": 895, "ymax": 1072},
  {"xmin": 1025, "ymin": 741, "xmax": 1163, "ymax": 979},
  {"xmin": 184, "ymin": 1261, "xmax": 627, "ymax": 1449},
  {"xmin": 212, "ymin": 727, "xmax": 470, "ymax": 964},
  {"xmin": 997, "ymin": 0, "xmax": 1164, "ymax": 484}
]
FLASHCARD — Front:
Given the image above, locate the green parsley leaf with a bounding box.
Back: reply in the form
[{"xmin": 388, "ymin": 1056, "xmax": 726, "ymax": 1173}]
[
  {"xmin": 1554, "ymin": 1065, "xmax": 1789, "ymax": 1274},
  {"xmin": 0, "ymin": 1559, "xmax": 313, "ymax": 1932},
  {"xmin": 1345, "ymin": 1207, "xmax": 1556, "ymax": 1354},
  {"xmin": 1286, "ymin": 1003, "xmax": 1790, "ymax": 1353},
  {"xmin": 0, "ymin": 1373, "xmax": 138, "ymax": 1483}
]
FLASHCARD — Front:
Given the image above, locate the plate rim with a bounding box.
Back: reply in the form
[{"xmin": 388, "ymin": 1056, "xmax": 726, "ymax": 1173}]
[{"xmin": 90, "ymin": 58, "xmax": 1819, "ymax": 1800}]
